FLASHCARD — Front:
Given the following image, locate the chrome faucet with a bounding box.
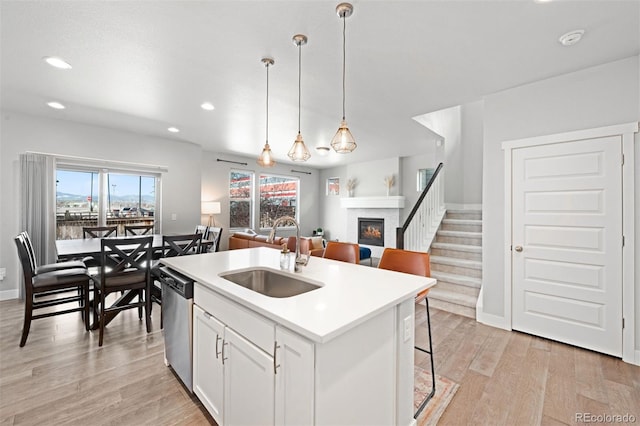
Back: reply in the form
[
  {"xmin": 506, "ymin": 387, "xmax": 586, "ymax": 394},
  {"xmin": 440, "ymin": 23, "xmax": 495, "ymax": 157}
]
[{"xmin": 267, "ymin": 216, "xmax": 309, "ymax": 272}]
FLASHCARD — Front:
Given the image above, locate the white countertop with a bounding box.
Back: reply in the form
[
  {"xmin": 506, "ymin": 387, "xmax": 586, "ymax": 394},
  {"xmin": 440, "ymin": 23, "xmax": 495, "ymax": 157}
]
[{"xmin": 160, "ymin": 247, "xmax": 436, "ymax": 343}]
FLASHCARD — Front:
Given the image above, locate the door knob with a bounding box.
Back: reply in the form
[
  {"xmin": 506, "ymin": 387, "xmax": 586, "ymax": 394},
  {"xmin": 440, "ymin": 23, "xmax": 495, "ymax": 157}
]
[{"xmin": 514, "ymin": 245, "xmax": 523, "ymax": 252}]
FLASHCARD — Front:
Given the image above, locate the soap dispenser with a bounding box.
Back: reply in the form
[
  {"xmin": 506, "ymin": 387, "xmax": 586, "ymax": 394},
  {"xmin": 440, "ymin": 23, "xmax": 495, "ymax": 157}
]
[{"xmin": 280, "ymin": 244, "xmax": 291, "ymax": 270}]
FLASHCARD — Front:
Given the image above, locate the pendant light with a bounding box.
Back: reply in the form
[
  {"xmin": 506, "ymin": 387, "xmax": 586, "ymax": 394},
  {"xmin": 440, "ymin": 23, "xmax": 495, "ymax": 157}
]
[
  {"xmin": 288, "ymin": 34, "xmax": 311, "ymax": 162},
  {"xmin": 330, "ymin": 2, "xmax": 356, "ymax": 153},
  {"xmin": 257, "ymin": 57, "xmax": 276, "ymax": 167}
]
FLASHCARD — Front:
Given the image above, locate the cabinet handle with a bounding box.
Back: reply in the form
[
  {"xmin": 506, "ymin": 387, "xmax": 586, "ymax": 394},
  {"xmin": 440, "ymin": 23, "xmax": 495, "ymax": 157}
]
[
  {"xmin": 273, "ymin": 341, "xmax": 280, "ymax": 375},
  {"xmin": 514, "ymin": 245, "xmax": 523, "ymax": 252},
  {"xmin": 221, "ymin": 340, "xmax": 228, "ymax": 365},
  {"xmin": 215, "ymin": 334, "xmax": 222, "ymax": 359}
]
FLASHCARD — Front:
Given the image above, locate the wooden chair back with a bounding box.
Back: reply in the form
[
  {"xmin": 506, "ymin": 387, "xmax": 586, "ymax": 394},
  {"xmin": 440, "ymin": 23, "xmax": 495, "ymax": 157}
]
[
  {"xmin": 124, "ymin": 224, "xmax": 154, "ymax": 236},
  {"xmin": 208, "ymin": 227, "xmax": 223, "ymax": 253},
  {"xmin": 194, "ymin": 225, "xmax": 210, "ymax": 240},
  {"xmin": 160, "ymin": 233, "xmax": 202, "ymax": 258},
  {"xmin": 323, "ymin": 241, "xmax": 360, "ymax": 264},
  {"xmin": 83, "ymin": 226, "xmax": 117, "ymax": 239}
]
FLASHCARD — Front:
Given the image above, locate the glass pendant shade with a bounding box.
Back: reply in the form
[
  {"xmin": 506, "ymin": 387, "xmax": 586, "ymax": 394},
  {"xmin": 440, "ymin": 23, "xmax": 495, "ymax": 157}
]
[
  {"xmin": 330, "ymin": 119, "xmax": 356, "ymax": 153},
  {"xmin": 257, "ymin": 142, "xmax": 275, "ymax": 167},
  {"xmin": 288, "ymin": 133, "xmax": 311, "ymax": 161}
]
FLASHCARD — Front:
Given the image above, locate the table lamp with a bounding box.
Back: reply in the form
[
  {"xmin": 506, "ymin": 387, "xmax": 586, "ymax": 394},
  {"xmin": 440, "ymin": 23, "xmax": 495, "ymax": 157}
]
[{"xmin": 202, "ymin": 201, "xmax": 221, "ymax": 227}]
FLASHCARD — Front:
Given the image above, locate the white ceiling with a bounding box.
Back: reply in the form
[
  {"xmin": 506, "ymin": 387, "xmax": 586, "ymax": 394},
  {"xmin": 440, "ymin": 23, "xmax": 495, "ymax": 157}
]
[{"xmin": 1, "ymin": 1, "xmax": 638, "ymax": 168}]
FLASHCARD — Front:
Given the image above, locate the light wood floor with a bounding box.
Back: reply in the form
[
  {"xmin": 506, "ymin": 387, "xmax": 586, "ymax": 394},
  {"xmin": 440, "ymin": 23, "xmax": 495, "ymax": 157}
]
[{"xmin": 1, "ymin": 298, "xmax": 638, "ymax": 425}]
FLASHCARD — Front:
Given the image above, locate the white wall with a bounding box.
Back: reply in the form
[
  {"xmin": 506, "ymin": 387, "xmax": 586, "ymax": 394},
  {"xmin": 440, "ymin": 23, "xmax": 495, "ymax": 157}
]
[
  {"xmin": 0, "ymin": 111, "xmax": 202, "ymax": 299},
  {"xmin": 345, "ymin": 158, "xmax": 401, "ymax": 197},
  {"xmin": 461, "ymin": 100, "xmax": 484, "ymax": 206},
  {"xmin": 481, "ymin": 56, "xmax": 639, "ymax": 351},
  {"xmin": 201, "ymin": 150, "xmax": 320, "ymax": 251},
  {"xmin": 414, "ymin": 102, "xmax": 484, "ymax": 207},
  {"xmin": 318, "ymin": 165, "xmax": 348, "ymax": 242}
]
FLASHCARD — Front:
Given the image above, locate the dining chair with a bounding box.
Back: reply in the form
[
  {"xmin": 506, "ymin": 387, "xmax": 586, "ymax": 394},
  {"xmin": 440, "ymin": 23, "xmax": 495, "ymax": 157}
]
[
  {"xmin": 14, "ymin": 234, "xmax": 90, "ymax": 347},
  {"xmin": 82, "ymin": 226, "xmax": 117, "ymax": 239},
  {"xmin": 322, "ymin": 241, "xmax": 360, "ymax": 264},
  {"xmin": 207, "ymin": 226, "xmax": 223, "ymax": 253},
  {"xmin": 377, "ymin": 247, "xmax": 435, "ymax": 418},
  {"xmin": 124, "ymin": 224, "xmax": 155, "ymax": 236},
  {"xmin": 21, "ymin": 231, "xmax": 86, "ymax": 273},
  {"xmin": 151, "ymin": 233, "xmax": 202, "ymax": 327},
  {"xmin": 194, "ymin": 225, "xmax": 209, "ymax": 240},
  {"xmin": 93, "ymin": 235, "xmax": 153, "ymax": 346}
]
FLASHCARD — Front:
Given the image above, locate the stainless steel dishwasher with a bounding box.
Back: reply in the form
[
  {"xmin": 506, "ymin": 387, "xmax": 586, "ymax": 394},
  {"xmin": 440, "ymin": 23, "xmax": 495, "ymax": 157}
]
[{"xmin": 157, "ymin": 266, "xmax": 194, "ymax": 392}]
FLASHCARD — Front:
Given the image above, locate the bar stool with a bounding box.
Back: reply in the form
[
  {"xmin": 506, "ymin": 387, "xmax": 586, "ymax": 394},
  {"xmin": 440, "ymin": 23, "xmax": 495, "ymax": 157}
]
[
  {"xmin": 323, "ymin": 241, "xmax": 360, "ymax": 264},
  {"xmin": 378, "ymin": 247, "xmax": 435, "ymax": 419}
]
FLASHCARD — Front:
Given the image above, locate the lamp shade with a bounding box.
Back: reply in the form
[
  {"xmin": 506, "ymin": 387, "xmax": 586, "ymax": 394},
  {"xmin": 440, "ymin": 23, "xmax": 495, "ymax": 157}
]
[{"xmin": 202, "ymin": 201, "xmax": 221, "ymax": 215}]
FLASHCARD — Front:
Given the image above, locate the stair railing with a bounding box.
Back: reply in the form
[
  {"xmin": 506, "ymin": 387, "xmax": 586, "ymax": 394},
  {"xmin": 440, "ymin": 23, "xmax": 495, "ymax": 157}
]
[{"xmin": 396, "ymin": 163, "xmax": 445, "ymax": 251}]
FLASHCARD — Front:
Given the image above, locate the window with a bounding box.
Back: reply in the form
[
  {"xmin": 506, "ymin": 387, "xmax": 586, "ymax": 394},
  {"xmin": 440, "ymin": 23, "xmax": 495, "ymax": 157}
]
[
  {"xmin": 229, "ymin": 170, "xmax": 253, "ymax": 229},
  {"xmin": 56, "ymin": 168, "xmax": 158, "ymax": 239},
  {"xmin": 259, "ymin": 174, "xmax": 299, "ymax": 229}
]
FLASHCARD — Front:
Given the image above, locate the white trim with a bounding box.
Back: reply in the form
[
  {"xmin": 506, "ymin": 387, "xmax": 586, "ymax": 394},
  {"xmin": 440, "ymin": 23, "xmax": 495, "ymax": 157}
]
[
  {"xmin": 444, "ymin": 203, "xmax": 482, "ymax": 211},
  {"xmin": 340, "ymin": 196, "xmax": 405, "ymax": 209},
  {"xmin": 501, "ymin": 122, "xmax": 638, "ymax": 150},
  {"xmin": 0, "ymin": 289, "xmax": 19, "ymax": 301},
  {"xmin": 621, "ymin": 130, "xmax": 636, "ymax": 365},
  {"xmin": 502, "ymin": 122, "xmax": 638, "ymax": 364},
  {"xmin": 27, "ymin": 151, "xmax": 169, "ymax": 174},
  {"xmin": 476, "ymin": 307, "xmax": 511, "ymax": 330}
]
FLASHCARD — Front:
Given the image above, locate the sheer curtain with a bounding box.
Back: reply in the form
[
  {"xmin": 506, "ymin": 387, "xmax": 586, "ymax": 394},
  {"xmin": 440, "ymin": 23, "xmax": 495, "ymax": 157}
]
[{"xmin": 19, "ymin": 153, "xmax": 57, "ymax": 298}]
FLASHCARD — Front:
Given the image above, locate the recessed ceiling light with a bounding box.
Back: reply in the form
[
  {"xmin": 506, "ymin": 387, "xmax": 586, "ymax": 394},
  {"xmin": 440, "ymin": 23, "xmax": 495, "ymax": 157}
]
[
  {"xmin": 559, "ymin": 29, "xmax": 585, "ymax": 46},
  {"xmin": 201, "ymin": 102, "xmax": 215, "ymax": 111},
  {"xmin": 47, "ymin": 101, "xmax": 66, "ymax": 110},
  {"xmin": 43, "ymin": 56, "xmax": 72, "ymax": 69},
  {"xmin": 168, "ymin": 127, "xmax": 180, "ymax": 133}
]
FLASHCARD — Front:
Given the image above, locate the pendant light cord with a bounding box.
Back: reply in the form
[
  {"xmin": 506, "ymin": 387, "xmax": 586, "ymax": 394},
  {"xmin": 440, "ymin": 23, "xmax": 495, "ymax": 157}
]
[
  {"xmin": 266, "ymin": 62, "xmax": 269, "ymax": 143},
  {"xmin": 298, "ymin": 42, "xmax": 302, "ymax": 134},
  {"xmin": 342, "ymin": 14, "xmax": 346, "ymax": 121}
]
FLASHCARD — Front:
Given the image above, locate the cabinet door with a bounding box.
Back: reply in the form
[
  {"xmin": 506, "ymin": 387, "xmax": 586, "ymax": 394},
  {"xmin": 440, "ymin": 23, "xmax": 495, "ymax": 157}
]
[
  {"xmin": 275, "ymin": 326, "xmax": 315, "ymax": 425},
  {"xmin": 224, "ymin": 327, "xmax": 275, "ymax": 426},
  {"xmin": 193, "ymin": 305, "xmax": 225, "ymax": 425}
]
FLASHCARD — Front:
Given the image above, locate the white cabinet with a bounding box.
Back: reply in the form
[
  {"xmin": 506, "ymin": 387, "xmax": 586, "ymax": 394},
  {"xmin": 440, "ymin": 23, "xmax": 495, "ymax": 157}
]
[
  {"xmin": 275, "ymin": 326, "xmax": 314, "ymax": 425},
  {"xmin": 193, "ymin": 305, "xmax": 224, "ymax": 425},
  {"xmin": 224, "ymin": 327, "xmax": 275, "ymax": 425},
  {"xmin": 193, "ymin": 285, "xmax": 313, "ymax": 426}
]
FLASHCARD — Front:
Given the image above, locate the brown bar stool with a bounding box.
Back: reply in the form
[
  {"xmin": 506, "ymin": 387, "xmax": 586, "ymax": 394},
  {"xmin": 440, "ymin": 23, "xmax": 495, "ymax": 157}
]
[
  {"xmin": 378, "ymin": 247, "xmax": 435, "ymax": 419},
  {"xmin": 323, "ymin": 241, "xmax": 360, "ymax": 264}
]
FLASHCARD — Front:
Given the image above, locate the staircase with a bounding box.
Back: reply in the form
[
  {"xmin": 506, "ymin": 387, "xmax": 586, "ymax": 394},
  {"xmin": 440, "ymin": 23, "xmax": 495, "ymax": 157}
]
[{"xmin": 428, "ymin": 210, "xmax": 482, "ymax": 319}]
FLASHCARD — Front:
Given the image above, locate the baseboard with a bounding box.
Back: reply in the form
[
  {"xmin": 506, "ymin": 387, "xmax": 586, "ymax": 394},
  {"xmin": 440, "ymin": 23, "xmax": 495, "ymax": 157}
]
[
  {"xmin": 0, "ymin": 289, "xmax": 19, "ymax": 301},
  {"xmin": 445, "ymin": 203, "xmax": 482, "ymax": 211},
  {"xmin": 476, "ymin": 306, "xmax": 510, "ymax": 330}
]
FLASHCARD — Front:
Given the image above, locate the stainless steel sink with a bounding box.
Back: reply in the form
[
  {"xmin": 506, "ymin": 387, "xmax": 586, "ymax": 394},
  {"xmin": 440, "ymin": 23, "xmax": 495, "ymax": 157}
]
[{"xmin": 219, "ymin": 268, "xmax": 322, "ymax": 298}]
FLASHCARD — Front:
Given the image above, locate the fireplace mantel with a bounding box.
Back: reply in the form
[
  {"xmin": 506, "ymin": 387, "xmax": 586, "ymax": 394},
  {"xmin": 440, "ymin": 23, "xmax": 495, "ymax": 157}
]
[{"xmin": 340, "ymin": 196, "xmax": 405, "ymax": 209}]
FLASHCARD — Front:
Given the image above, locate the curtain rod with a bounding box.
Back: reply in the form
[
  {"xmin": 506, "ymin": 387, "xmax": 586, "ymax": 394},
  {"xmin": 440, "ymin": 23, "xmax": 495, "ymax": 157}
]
[
  {"xmin": 291, "ymin": 169, "xmax": 312, "ymax": 175},
  {"xmin": 217, "ymin": 158, "xmax": 248, "ymax": 166},
  {"xmin": 26, "ymin": 151, "xmax": 169, "ymax": 173}
]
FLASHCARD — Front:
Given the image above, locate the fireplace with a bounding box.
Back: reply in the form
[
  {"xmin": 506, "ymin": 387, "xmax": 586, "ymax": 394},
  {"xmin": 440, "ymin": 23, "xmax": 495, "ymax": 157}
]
[{"xmin": 358, "ymin": 218, "xmax": 384, "ymax": 247}]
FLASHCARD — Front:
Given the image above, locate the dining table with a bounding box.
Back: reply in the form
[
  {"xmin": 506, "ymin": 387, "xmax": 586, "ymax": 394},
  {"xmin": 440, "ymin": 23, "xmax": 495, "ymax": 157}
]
[{"xmin": 55, "ymin": 234, "xmax": 165, "ymax": 330}]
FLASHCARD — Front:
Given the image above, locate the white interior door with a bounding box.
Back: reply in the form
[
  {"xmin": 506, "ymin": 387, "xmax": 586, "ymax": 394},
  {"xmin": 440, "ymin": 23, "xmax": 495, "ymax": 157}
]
[{"xmin": 511, "ymin": 135, "xmax": 623, "ymax": 356}]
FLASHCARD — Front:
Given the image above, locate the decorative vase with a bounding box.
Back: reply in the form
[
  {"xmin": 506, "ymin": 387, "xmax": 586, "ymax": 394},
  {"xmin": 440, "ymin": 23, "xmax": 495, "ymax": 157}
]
[
  {"xmin": 348, "ymin": 189, "xmax": 354, "ymax": 197},
  {"xmin": 386, "ymin": 187, "xmax": 390, "ymax": 196}
]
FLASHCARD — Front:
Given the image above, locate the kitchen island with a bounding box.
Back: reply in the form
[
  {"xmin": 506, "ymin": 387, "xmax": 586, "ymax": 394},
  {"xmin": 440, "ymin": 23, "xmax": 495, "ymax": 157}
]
[{"xmin": 161, "ymin": 247, "xmax": 436, "ymax": 426}]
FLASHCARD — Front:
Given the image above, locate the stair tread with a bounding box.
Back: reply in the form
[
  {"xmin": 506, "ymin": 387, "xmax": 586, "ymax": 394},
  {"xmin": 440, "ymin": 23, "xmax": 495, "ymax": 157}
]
[
  {"xmin": 430, "ymin": 256, "xmax": 482, "ymax": 268},
  {"xmin": 437, "ymin": 230, "xmax": 482, "ymax": 237},
  {"xmin": 431, "ymin": 242, "xmax": 482, "ymax": 253},
  {"xmin": 442, "ymin": 219, "xmax": 482, "ymax": 225},
  {"xmin": 428, "ymin": 288, "xmax": 478, "ymax": 308},
  {"xmin": 431, "ymin": 271, "xmax": 482, "ymax": 286},
  {"xmin": 446, "ymin": 209, "xmax": 482, "ymax": 214}
]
